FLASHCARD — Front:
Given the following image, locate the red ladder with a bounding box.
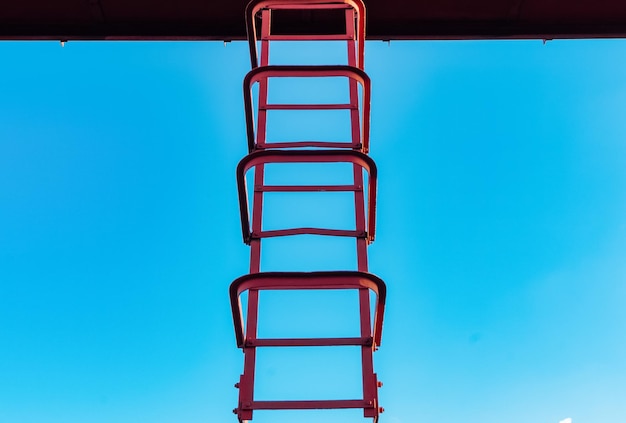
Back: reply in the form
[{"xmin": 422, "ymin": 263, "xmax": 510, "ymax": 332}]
[{"xmin": 231, "ymin": 1, "xmax": 386, "ymax": 421}]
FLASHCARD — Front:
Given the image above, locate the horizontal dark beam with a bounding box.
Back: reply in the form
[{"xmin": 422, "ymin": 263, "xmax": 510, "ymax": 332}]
[{"xmin": 1, "ymin": 0, "xmax": 626, "ymax": 40}]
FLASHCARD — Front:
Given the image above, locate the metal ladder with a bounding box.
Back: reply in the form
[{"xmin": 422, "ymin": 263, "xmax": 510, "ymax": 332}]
[{"xmin": 230, "ymin": 1, "xmax": 386, "ymax": 421}]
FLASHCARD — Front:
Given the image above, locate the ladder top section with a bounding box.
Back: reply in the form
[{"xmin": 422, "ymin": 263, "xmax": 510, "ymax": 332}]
[
  {"xmin": 246, "ymin": 0, "xmax": 366, "ymax": 69},
  {"xmin": 3, "ymin": 0, "xmax": 626, "ymax": 41}
]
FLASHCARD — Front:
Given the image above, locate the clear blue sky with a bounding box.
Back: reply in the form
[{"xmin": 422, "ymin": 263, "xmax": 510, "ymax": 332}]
[{"xmin": 1, "ymin": 38, "xmax": 625, "ymax": 423}]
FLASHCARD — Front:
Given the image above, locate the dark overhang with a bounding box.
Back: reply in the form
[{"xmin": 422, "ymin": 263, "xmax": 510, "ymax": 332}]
[{"xmin": 1, "ymin": 0, "xmax": 626, "ymax": 41}]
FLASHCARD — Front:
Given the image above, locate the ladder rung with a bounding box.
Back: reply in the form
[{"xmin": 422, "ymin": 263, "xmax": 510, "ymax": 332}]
[
  {"xmin": 256, "ymin": 228, "xmax": 364, "ymax": 238},
  {"xmin": 255, "ymin": 184, "xmax": 362, "ymax": 192},
  {"xmin": 246, "ymin": 337, "xmax": 372, "ymax": 347},
  {"xmin": 247, "ymin": 399, "xmax": 372, "ymax": 411},
  {"xmin": 261, "ymin": 34, "xmax": 353, "ymax": 41},
  {"xmin": 258, "ymin": 141, "xmax": 359, "ymax": 149},
  {"xmin": 262, "ymin": 103, "xmax": 355, "ymax": 110}
]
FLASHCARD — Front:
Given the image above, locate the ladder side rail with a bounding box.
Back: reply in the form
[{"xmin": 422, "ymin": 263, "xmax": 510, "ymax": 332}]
[
  {"xmin": 346, "ymin": 25, "xmax": 379, "ymax": 417},
  {"xmin": 238, "ymin": 13, "xmax": 272, "ymax": 421}
]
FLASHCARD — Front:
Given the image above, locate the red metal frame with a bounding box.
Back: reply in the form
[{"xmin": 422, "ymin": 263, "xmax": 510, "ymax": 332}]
[{"xmin": 232, "ymin": 1, "xmax": 383, "ymax": 421}]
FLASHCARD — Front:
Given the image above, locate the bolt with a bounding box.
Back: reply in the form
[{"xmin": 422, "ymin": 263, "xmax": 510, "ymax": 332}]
[
  {"xmin": 234, "ymin": 383, "xmax": 240, "ymax": 388},
  {"xmin": 377, "ymin": 381, "xmax": 383, "ymax": 388},
  {"xmin": 379, "ymin": 407, "xmax": 385, "ymax": 414},
  {"xmin": 232, "ymin": 408, "xmax": 238, "ymax": 414}
]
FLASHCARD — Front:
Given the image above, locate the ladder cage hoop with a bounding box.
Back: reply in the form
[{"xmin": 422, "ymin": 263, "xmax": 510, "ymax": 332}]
[
  {"xmin": 229, "ymin": 271, "xmax": 386, "ymax": 351},
  {"xmin": 236, "ymin": 149, "xmax": 377, "ymax": 245},
  {"xmin": 243, "ymin": 65, "xmax": 371, "ymax": 153}
]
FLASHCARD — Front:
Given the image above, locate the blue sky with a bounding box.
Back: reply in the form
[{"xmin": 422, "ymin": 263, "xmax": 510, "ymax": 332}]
[{"xmin": 1, "ymin": 38, "xmax": 625, "ymax": 423}]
